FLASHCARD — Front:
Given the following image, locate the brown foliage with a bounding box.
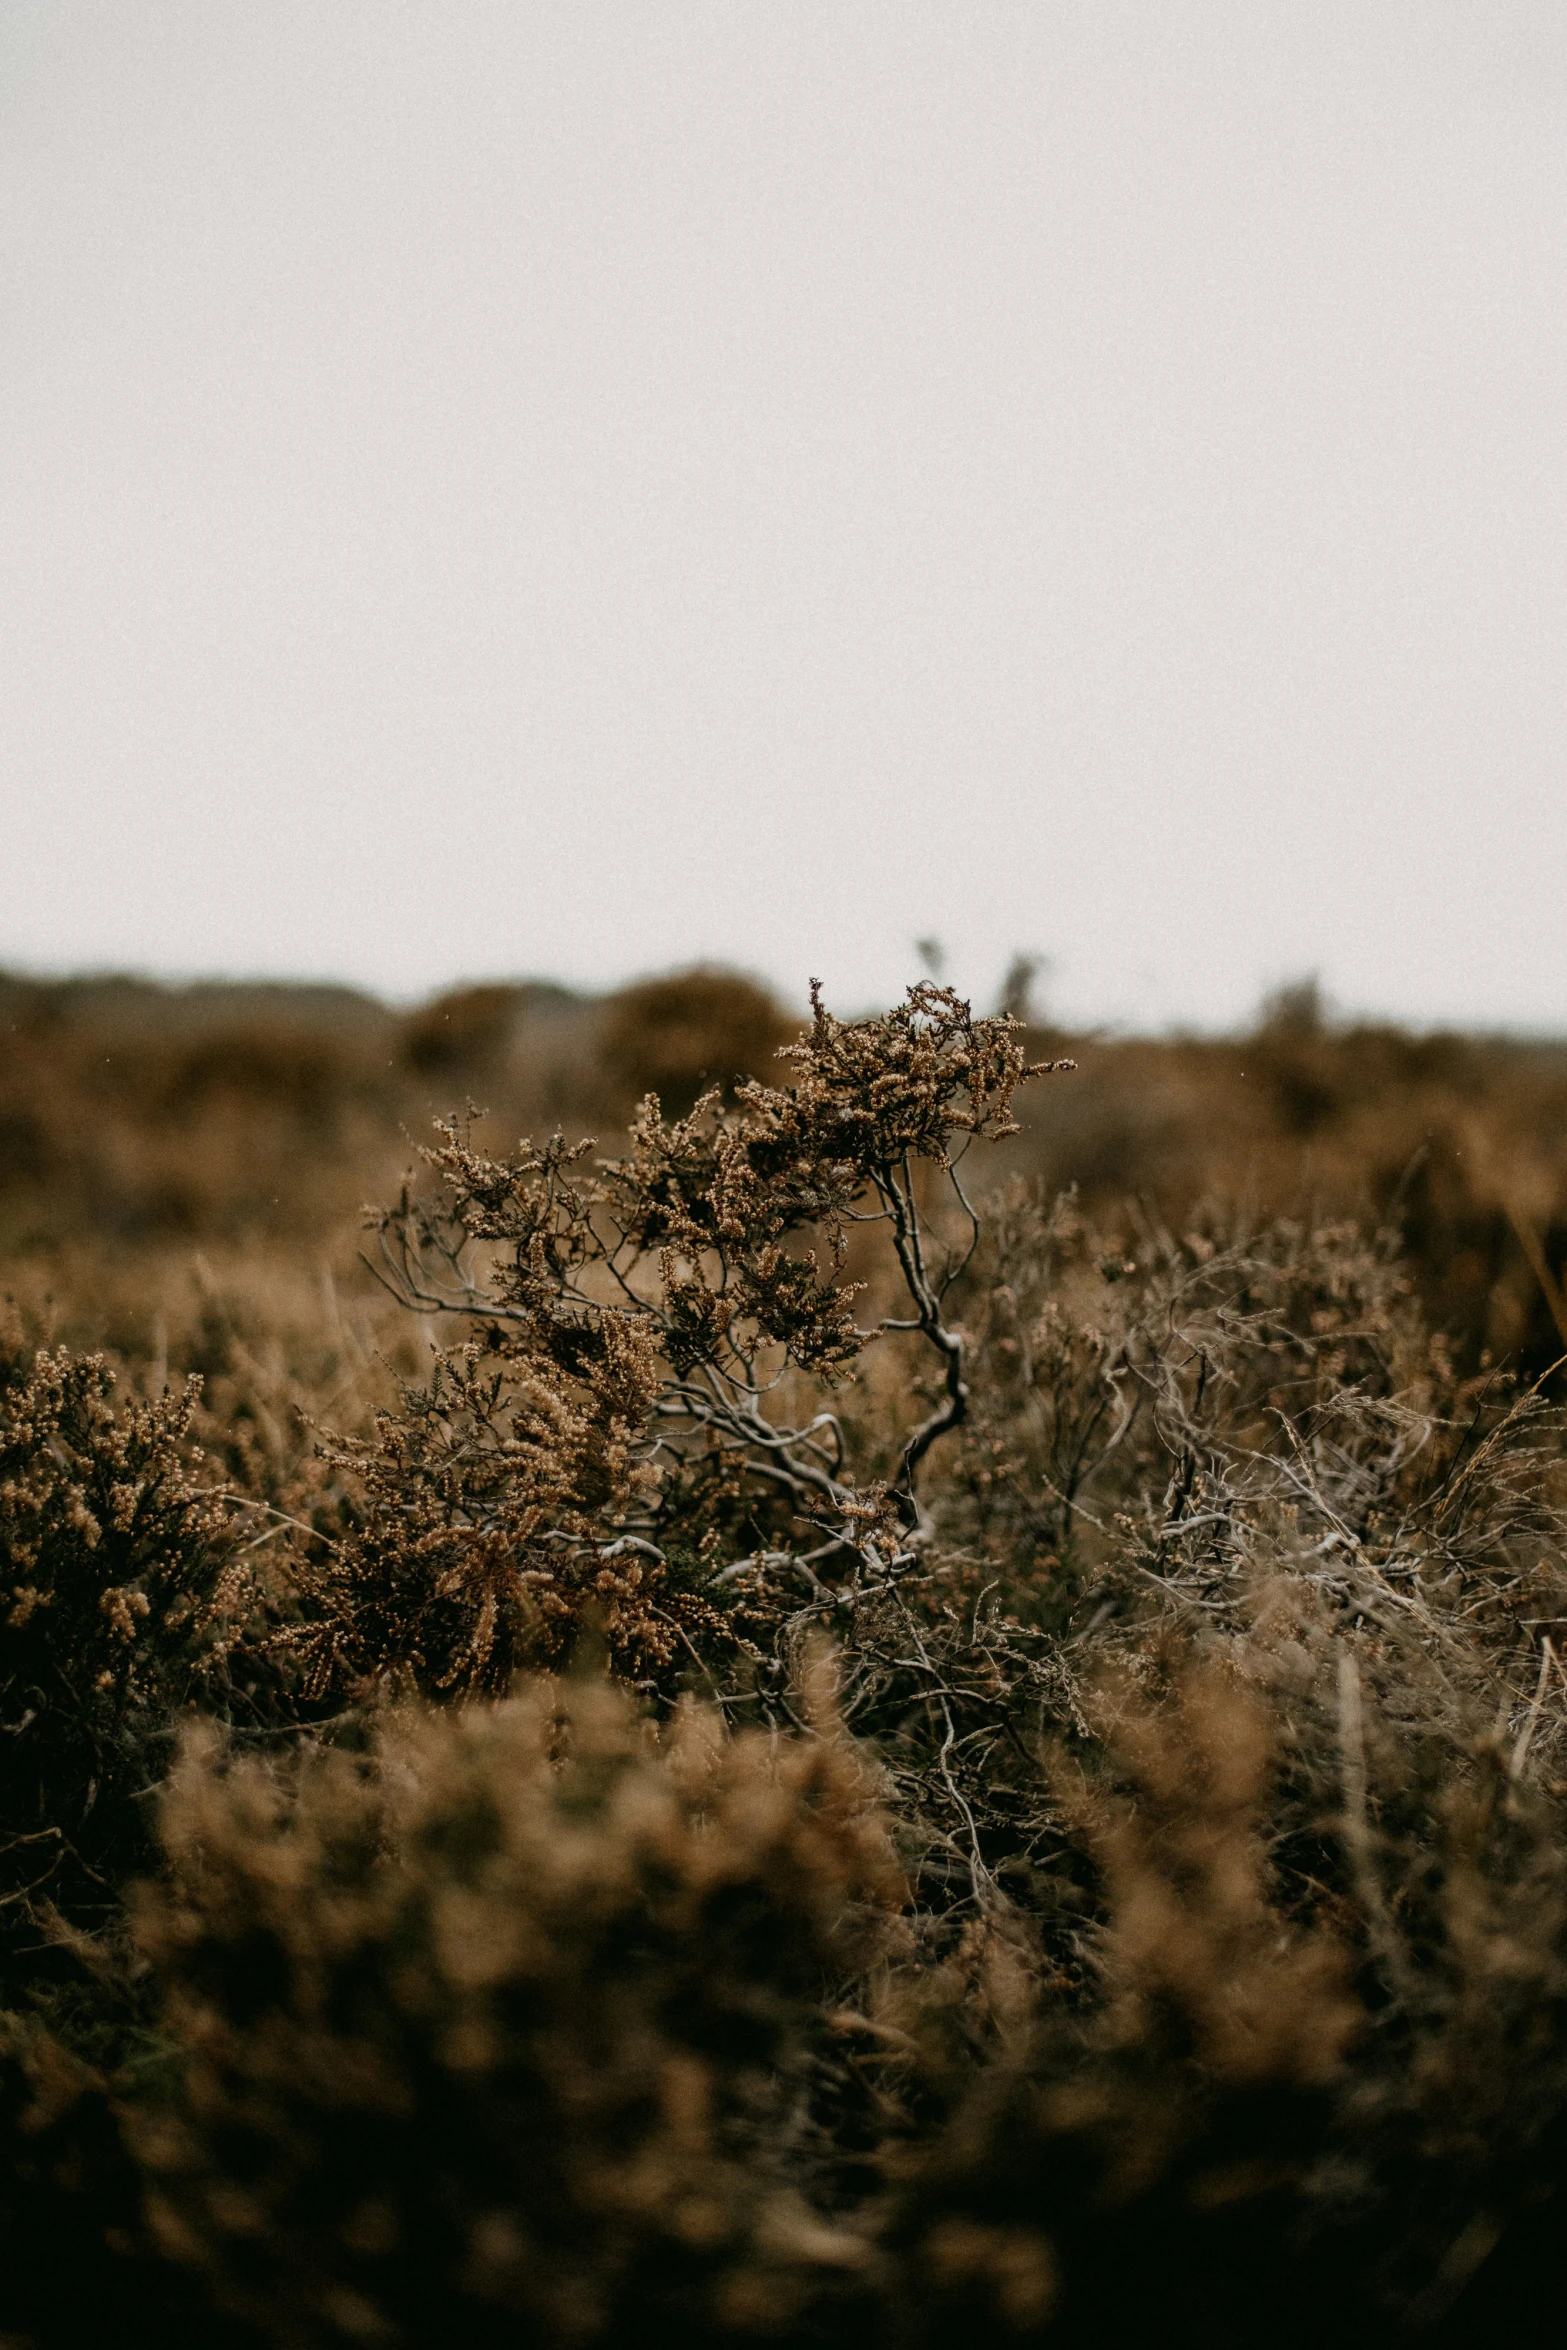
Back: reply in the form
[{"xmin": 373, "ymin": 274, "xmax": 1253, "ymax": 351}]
[
  {"xmin": 597, "ymin": 969, "xmax": 795, "ymax": 1117},
  {"xmin": 0, "ymin": 1321, "xmax": 246, "ymax": 1953},
  {"xmin": 398, "ymin": 984, "xmax": 525, "ymax": 1074},
  {"xmin": 10, "ymin": 970, "xmax": 1567, "ymax": 2345},
  {"xmin": 283, "ymin": 983, "xmax": 1067, "ymax": 1701},
  {"xmin": 131, "ymin": 1671, "xmax": 902, "ymax": 2347},
  {"xmin": 8, "ymin": 964, "xmax": 1567, "ymax": 1395}
]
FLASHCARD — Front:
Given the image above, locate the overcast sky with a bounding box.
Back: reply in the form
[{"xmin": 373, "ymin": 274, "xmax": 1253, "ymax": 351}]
[{"xmin": 2, "ymin": 3, "xmax": 1563, "ymax": 1028}]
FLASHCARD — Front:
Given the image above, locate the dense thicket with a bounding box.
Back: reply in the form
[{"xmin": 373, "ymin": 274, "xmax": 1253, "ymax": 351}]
[{"xmin": 5, "ymin": 971, "xmax": 1567, "ymax": 2346}]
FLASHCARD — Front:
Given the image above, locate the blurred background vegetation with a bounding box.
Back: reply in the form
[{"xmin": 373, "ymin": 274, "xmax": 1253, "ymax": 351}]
[{"xmin": 5, "ymin": 960, "xmax": 1566, "ymax": 1386}]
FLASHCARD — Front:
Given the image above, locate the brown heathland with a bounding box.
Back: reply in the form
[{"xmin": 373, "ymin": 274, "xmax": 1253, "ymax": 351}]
[{"xmin": 4, "ymin": 965, "xmax": 1567, "ymax": 2348}]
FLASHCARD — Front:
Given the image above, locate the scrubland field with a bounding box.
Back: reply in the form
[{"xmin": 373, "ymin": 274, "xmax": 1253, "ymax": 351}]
[{"xmin": 6, "ymin": 963, "xmax": 1567, "ymax": 2347}]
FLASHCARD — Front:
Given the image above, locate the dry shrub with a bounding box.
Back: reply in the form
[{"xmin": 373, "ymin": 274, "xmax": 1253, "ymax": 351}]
[
  {"xmin": 284, "ymin": 984, "xmax": 1065, "ymax": 1701},
  {"xmin": 767, "ymin": 1188, "xmax": 1567, "ymax": 1975},
  {"xmin": 0, "ymin": 1319, "xmax": 245, "ymax": 1958},
  {"xmin": 398, "ymin": 985, "xmax": 524, "ymax": 1075},
  {"xmin": 876, "ymin": 1668, "xmax": 1363, "ymax": 2348},
  {"xmin": 69, "ymin": 1646, "xmax": 1567, "ymax": 2349},
  {"xmin": 934, "ymin": 1181, "xmax": 1567, "ymax": 1711},
  {"xmin": 1005, "ymin": 1012, "xmax": 1567, "ymax": 1389},
  {"xmin": 596, "ymin": 970, "xmax": 796, "ymax": 1117},
  {"xmin": 131, "ymin": 1670, "xmax": 903, "ymax": 2347},
  {"xmin": 874, "ymin": 1656, "xmax": 1567, "ymax": 2349},
  {"xmin": 1072, "ymin": 1667, "xmax": 1358, "ymax": 2091}
]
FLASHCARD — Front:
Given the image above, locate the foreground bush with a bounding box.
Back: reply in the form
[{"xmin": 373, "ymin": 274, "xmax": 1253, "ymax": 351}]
[
  {"xmin": 0, "ymin": 1326, "xmax": 246, "ymax": 1968},
  {"xmin": 132, "ymin": 1672, "xmax": 902, "ymax": 2347},
  {"xmin": 21, "ymin": 1656, "xmax": 1561, "ymax": 2349}
]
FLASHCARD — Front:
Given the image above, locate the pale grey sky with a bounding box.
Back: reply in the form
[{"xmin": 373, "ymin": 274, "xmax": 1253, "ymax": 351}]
[{"xmin": 1, "ymin": 2, "xmax": 1563, "ymax": 1027}]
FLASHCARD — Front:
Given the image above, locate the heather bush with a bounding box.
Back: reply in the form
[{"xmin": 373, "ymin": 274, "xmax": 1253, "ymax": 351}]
[
  {"xmin": 131, "ymin": 1669, "xmax": 903, "ymax": 2347},
  {"xmin": 877, "ymin": 1668, "xmax": 1364, "ymax": 2346},
  {"xmin": 398, "ymin": 983, "xmax": 525, "ymax": 1075},
  {"xmin": 0, "ymin": 1321, "xmax": 250, "ymax": 1965},
  {"xmin": 0, "ymin": 1319, "xmax": 273, "ymax": 2339},
  {"xmin": 596, "ymin": 969, "xmax": 796, "ymax": 1118},
  {"xmin": 281, "ymin": 983, "xmax": 1070, "ymax": 1700},
  {"xmin": 114, "ymin": 1648, "xmax": 1567, "ymax": 2348},
  {"xmin": 873, "ymin": 1662, "xmax": 1567, "ymax": 2350}
]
